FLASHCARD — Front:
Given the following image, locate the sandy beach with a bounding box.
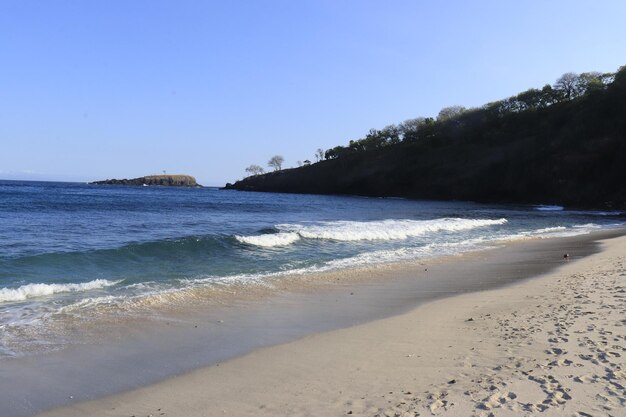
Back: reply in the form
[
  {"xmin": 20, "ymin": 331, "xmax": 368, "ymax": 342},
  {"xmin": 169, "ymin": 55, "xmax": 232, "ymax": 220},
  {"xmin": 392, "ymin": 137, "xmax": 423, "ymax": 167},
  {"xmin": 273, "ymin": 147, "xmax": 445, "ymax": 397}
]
[
  {"xmin": 5, "ymin": 3, "xmax": 626, "ymax": 416},
  {"xmin": 34, "ymin": 233, "xmax": 626, "ymax": 417}
]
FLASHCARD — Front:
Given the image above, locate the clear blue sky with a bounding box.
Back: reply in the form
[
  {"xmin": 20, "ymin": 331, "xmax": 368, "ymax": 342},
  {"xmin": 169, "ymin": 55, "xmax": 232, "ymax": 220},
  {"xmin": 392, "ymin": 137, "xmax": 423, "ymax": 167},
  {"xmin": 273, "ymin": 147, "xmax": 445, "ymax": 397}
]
[{"xmin": 1, "ymin": 1, "xmax": 625, "ymax": 185}]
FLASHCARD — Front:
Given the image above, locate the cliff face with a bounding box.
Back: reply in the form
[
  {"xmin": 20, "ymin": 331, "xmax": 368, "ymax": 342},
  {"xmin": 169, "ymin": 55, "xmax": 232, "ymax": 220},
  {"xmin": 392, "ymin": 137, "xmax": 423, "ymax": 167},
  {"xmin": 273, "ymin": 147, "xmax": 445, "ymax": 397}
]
[
  {"xmin": 225, "ymin": 73, "xmax": 626, "ymax": 209},
  {"xmin": 92, "ymin": 175, "xmax": 200, "ymax": 187}
]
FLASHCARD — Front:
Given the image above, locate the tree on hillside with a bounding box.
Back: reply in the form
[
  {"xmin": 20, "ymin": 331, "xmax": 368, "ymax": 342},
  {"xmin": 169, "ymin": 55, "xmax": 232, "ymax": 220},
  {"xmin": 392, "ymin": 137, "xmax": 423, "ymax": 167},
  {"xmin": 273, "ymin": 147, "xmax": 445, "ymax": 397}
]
[
  {"xmin": 399, "ymin": 117, "xmax": 427, "ymax": 141},
  {"xmin": 380, "ymin": 124, "xmax": 401, "ymax": 145},
  {"xmin": 516, "ymin": 88, "xmax": 544, "ymax": 110},
  {"xmin": 540, "ymin": 84, "xmax": 559, "ymax": 106},
  {"xmin": 315, "ymin": 148, "xmax": 325, "ymax": 162},
  {"xmin": 612, "ymin": 65, "xmax": 626, "ymax": 89},
  {"xmin": 325, "ymin": 146, "xmax": 348, "ymax": 160},
  {"xmin": 268, "ymin": 155, "xmax": 284, "ymax": 171},
  {"xmin": 437, "ymin": 105, "xmax": 466, "ymax": 121},
  {"xmin": 576, "ymin": 72, "xmax": 613, "ymax": 95},
  {"xmin": 554, "ymin": 72, "xmax": 579, "ymax": 100},
  {"xmin": 245, "ymin": 164, "xmax": 264, "ymax": 176}
]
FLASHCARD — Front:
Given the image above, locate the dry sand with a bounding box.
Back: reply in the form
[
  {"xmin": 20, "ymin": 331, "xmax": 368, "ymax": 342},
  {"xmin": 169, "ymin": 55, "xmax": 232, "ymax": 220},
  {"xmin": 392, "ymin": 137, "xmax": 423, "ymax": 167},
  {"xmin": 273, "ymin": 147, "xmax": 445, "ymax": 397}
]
[{"xmin": 38, "ymin": 235, "xmax": 626, "ymax": 417}]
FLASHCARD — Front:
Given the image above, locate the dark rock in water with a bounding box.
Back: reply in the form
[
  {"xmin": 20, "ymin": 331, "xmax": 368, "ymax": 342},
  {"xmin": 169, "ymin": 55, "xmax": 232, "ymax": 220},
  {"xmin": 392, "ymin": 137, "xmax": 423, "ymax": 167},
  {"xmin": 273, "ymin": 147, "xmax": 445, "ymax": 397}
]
[{"xmin": 91, "ymin": 175, "xmax": 201, "ymax": 187}]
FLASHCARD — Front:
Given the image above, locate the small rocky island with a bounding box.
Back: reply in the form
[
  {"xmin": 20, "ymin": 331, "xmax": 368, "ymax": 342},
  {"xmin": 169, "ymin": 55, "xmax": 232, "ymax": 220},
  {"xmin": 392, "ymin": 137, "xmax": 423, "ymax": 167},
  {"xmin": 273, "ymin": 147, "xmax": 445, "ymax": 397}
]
[{"xmin": 91, "ymin": 175, "xmax": 201, "ymax": 187}]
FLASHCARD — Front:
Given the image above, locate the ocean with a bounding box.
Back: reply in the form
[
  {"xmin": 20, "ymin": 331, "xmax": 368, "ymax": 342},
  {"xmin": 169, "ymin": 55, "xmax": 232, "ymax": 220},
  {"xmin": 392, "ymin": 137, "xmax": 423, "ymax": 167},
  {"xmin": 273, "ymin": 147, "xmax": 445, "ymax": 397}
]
[{"xmin": 0, "ymin": 180, "xmax": 624, "ymax": 358}]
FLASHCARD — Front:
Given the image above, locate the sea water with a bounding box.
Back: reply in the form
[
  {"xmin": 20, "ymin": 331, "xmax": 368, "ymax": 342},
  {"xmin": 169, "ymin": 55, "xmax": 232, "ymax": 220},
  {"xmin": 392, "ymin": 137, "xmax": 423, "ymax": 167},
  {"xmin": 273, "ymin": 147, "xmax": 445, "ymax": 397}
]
[{"xmin": 0, "ymin": 180, "xmax": 623, "ymax": 357}]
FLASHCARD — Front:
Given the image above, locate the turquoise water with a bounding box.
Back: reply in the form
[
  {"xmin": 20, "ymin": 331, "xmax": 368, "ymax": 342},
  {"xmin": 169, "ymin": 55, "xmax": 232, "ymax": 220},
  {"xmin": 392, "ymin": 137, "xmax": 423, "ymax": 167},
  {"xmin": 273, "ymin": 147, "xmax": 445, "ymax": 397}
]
[{"xmin": 0, "ymin": 180, "xmax": 623, "ymax": 357}]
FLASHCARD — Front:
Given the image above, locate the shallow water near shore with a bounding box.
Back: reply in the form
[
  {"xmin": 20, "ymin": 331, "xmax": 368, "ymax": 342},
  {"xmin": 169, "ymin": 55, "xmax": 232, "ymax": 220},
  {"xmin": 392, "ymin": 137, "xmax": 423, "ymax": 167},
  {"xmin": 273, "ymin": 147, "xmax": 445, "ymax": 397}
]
[
  {"xmin": 2, "ymin": 229, "xmax": 624, "ymax": 417},
  {"xmin": 1, "ymin": 180, "xmax": 626, "ymax": 416},
  {"xmin": 1, "ymin": 180, "xmax": 625, "ymax": 360}
]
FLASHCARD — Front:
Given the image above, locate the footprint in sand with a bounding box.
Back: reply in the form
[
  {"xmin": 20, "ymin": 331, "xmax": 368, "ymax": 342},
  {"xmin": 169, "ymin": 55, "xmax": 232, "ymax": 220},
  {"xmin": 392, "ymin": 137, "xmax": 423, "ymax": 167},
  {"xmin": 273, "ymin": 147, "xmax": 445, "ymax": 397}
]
[
  {"xmin": 549, "ymin": 358, "xmax": 573, "ymax": 367},
  {"xmin": 548, "ymin": 336, "xmax": 569, "ymax": 343},
  {"xmin": 573, "ymin": 374, "xmax": 598, "ymax": 383},
  {"xmin": 578, "ymin": 354, "xmax": 600, "ymax": 365},
  {"xmin": 428, "ymin": 398, "xmax": 447, "ymax": 413},
  {"xmin": 546, "ymin": 347, "xmax": 566, "ymax": 356},
  {"xmin": 477, "ymin": 391, "xmax": 517, "ymax": 410}
]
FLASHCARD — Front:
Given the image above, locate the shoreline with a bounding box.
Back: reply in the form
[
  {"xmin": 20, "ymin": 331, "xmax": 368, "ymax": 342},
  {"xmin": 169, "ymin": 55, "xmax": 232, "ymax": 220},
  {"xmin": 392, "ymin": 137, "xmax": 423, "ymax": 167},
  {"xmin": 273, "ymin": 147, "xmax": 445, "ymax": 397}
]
[
  {"xmin": 35, "ymin": 231, "xmax": 626, "ymax": 417},
  {"xmin": 3, "ymin": 230, "xmax": 623, "ymax": 417}
]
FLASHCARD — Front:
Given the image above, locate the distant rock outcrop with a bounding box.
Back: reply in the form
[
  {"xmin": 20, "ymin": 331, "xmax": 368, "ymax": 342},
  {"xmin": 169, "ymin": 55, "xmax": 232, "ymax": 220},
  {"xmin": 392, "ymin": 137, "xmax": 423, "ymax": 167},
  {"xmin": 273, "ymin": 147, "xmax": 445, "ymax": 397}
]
[{"xmin": 91, "ymin": 175, "xmax": 201, "ymax": 187}]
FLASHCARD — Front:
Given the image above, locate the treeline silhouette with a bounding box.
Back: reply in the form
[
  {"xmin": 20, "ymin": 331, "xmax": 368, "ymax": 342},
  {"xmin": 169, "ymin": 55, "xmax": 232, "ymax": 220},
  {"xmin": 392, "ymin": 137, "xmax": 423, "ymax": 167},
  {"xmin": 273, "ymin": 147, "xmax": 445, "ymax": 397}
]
[{"xmin": 226, "ymin": 66, "xmax": 626, "ymax": 208}]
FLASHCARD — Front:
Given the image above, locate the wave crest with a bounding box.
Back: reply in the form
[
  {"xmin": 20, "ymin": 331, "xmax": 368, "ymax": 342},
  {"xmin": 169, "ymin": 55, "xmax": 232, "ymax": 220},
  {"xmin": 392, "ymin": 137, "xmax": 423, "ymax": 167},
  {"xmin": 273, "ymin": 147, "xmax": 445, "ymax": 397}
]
[
  {"xmin": 236, "ymin": 218, "xmax": 507, "ymax": 247},
  {"xmin": 279, "ymin": 218, "xmax": 507, "ymax": 242},
  {"xmin": 0, "ymin": 279, "xmax": 119, "ymax": 303},
  {"xmin": 234, "ymin": 232, "xmax": 300, "ymax": 247}
]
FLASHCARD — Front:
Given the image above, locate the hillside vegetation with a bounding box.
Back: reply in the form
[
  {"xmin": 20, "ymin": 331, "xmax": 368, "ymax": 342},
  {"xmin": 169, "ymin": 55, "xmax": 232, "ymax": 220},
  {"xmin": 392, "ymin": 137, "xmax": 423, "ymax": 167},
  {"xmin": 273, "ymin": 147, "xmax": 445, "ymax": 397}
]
[{"xmin": 226, "ymin": 66, "xmax": 626, "ymax": 208}]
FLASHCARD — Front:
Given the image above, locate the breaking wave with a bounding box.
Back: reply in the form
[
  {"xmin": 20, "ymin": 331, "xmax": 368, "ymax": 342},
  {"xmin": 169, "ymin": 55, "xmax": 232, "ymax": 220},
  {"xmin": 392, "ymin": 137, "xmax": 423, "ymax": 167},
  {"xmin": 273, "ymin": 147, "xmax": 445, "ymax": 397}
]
[
  {"xmin": 0, "ymin": 279, "xmax": 119, "ymax": 303},
  {"xmin": 234, "ymin": 232, "xmax": 300, "ymax": 247},
  {"xmin": 235, "ymin": 218, "xmax": 508, "ymax": 247}
]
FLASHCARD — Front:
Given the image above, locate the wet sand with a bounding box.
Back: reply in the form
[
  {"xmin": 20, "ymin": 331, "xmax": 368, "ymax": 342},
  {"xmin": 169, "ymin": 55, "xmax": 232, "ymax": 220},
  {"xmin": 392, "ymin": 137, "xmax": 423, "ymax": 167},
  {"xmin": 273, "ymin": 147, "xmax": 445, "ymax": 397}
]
[{"xmin": 2, "ymin": 230, "xmax": 623, "ymax": 417}]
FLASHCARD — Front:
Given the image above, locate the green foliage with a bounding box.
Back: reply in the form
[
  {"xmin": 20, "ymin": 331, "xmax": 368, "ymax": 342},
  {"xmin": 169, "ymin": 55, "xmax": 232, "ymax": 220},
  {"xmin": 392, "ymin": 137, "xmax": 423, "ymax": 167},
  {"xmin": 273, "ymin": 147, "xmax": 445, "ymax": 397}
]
[
  {"xmin": 516, "ymin": 88, "xmax": 543, "ymax": 110},
  {"xmin": 437, "ymin": 105, "xmax": 467, "ymax": 121},
  {"xmin": 319, "ymin": 68, "xmax": 617, "ymax": 159},
  {"xmin": 231, "ymin": 65, "xmax": 626, "ymax": 208}
]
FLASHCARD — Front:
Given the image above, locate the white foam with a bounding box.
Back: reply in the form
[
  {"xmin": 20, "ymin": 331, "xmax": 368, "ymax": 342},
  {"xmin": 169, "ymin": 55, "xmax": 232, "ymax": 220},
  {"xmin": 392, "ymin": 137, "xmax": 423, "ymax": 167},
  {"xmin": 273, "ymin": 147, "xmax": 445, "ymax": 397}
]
[
  {"xmin": 234, "ymin": 232, "xmax": 300, "ymax": 247},
  {"xmin": 534, "ymin": 226, "xmax": 567, "ymax": 234},
  {"xmin": 323, "ymin": 240, "xmax": 491, "ymax": 269},
  {"xmin": 534, "ymin": 205, "xmax": 564, "ymax": 211},
  {"xmin": 573, "ymin": 223, "xmax": 602, "ymax": 229},
  {"xmin": 494, "ymin": 225, "xmax": 587, "ymax": 241},
  {"xmin": 235, "ymin": 218, "xmax": 507, "ymax": 248},
  {"xmin": 278, "ymin": 218, "xmax": 507, "ymax": 242},
  {"xmin": 589, "ymin": 211, "xmax": 623, "ymax": 216},
  {"xmin": 533, "ymin": 227, "xmax": 593, "ymax": 238},
  {"xmin": 234, "ymin": 218, "xmax": 508, "ymax": 248},
  {"xmin": 0, "ymin": 279, "xmax": 119, "ymax": 303}
]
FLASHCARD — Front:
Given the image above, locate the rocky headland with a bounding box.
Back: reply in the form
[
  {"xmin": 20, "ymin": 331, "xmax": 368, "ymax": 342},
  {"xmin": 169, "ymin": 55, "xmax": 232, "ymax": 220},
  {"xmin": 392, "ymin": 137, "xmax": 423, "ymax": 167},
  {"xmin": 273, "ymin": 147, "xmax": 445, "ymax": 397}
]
[
  {"xmin": 91, "ymin": 175, "xmax": 201, "ymax": 187},
  {"xmin": 225, "ymin": 66, "xmax": 626, "ymax": 209}
]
